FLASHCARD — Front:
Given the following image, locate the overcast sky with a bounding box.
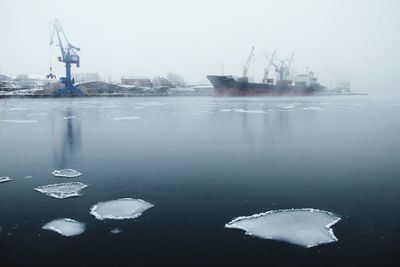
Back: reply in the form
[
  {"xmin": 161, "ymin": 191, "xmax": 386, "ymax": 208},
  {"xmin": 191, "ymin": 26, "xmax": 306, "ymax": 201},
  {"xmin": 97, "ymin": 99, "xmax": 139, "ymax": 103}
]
[{"xmin": 0, "ymin": 0, "xmax": 399, "ymax": 93}]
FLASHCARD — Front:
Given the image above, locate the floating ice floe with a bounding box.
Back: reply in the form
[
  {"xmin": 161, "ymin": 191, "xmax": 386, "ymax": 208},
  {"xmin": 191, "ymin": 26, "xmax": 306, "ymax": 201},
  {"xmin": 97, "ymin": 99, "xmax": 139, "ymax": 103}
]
[
  {"xmin": 27, "ymin": 112, "xmax": 48, "ymax": 117},
  {"xmin": 138, "ymin": 102, "xmax": 163, "ymax": 107},
  {"xmin": 225, "ymin": 208, "xmax": 341, "ymax": 248},
  {"xmin": 8, "ymin": 107, "xmax": 28, "ymax": 111},
  {"xmin": 277, "ymin": 104, "xmax": 297, "ymax": 111},
  {"xmin": 220, "ymin": 109, "xmax": 231, "ymax": 112},
  {"xmin": 90, "ymin": 198, "xmax": 154, "ymax": 220},
  {"xmin": 111, "ymin": 227, "xmax": 122, "ymax": 234},
  {"xmin": 51, "ymin": 169, "xmax": 82, "ymax": 178},
  {"xmin": 234, "ymin": 109, "xmax": 267, "ymax": 114},
  {"xmin": 113, "ymin": 116, "xmax": 140, "ymax": 121},
  {"xmin": 100, "ymin": 105, "xmax": 119, "ymax": 109},
  {"xmin": 62, "ymin": 116, "xmax": 76, "ymax": 119},
  {"xmin": 0, "ymin": 119, "xmax": 38, "ymax": 124},
  {"xmin": 35, "ymin": 182, "xmax": 88, "ymax": 199},
  {"xmin": 23, "ymin": 175, "xmax": 33, "ymax": 179},
  {"xmin": 302, "ymin": 106, "xmax": 324, "ymax": 111},
  {"xmin": 0, "ymin": 177, "xmax": 12, "ymax": 183},
  {"xmin": 42, "ymin": 218, "xmax": 85, "ymax": 237}
]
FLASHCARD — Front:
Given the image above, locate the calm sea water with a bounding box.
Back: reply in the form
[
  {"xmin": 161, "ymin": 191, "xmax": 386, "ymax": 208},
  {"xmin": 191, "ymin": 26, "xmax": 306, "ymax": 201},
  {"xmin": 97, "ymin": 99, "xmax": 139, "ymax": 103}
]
[{"xmin": 0, "ymin": 96, "xmax": 399, "ymax": 266}]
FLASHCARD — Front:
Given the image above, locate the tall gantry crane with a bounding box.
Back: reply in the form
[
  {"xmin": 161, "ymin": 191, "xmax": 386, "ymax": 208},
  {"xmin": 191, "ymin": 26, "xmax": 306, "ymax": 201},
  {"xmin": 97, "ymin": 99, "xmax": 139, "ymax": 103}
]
[{"xmin": 49, "ymin": 19, "xmax": 84, "ymax": 96}]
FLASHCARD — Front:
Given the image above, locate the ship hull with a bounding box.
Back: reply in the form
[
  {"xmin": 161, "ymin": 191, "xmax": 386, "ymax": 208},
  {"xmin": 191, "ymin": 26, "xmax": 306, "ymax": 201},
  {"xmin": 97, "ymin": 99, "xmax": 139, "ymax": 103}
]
[{"xmin": 207, "ymin": 75, "xmax": 324, "ymax": 96}]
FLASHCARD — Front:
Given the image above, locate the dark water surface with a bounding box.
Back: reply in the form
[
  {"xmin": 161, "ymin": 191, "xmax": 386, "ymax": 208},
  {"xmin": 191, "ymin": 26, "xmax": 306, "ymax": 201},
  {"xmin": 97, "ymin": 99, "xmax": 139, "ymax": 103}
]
[{"xmin": 0, "ymin": 96, "xmax": 399, "ymax": 266}]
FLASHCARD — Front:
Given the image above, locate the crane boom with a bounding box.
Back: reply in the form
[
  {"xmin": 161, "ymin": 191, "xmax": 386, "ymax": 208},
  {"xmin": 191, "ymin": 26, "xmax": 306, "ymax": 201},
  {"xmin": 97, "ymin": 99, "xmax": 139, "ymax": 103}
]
[{"xmin": 242, "ymin": 46, "xmax": 255, "ymax": 78}]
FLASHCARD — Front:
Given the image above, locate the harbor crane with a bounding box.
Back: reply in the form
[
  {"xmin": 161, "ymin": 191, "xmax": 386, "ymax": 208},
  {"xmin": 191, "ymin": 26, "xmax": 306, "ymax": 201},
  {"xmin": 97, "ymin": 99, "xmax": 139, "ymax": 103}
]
[
  {"xmin": 271, "ymin": 53, "xmax": 294, "ymax": 82},
  {"xmin": 49, "ymin": 19, "xmax": 84, "ymax": 96},
  {"xmin": 242, "ymin": 46, "xmax": 255, "ymax": 79},
  {"xmin": 263, "ymin": 50, "xmax": 276, "ymax": 83},
  {"xmin": 284, "ymin": 53, "xmax": 294, "ymax": 79}
]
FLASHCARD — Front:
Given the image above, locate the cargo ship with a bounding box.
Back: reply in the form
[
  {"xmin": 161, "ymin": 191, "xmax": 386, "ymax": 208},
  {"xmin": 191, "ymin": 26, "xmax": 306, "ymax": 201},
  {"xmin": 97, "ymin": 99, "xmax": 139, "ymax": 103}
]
[{"xmin": 207, "ymin": 47, "xmax": 325, "ymax": 96}]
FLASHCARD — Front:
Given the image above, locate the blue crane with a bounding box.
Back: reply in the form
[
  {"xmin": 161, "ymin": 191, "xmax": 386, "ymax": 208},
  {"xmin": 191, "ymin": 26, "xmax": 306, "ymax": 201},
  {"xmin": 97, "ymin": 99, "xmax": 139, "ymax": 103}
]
[{"xmin": 49, "ymin": 19, "xmax": 84, "ymax": 96}]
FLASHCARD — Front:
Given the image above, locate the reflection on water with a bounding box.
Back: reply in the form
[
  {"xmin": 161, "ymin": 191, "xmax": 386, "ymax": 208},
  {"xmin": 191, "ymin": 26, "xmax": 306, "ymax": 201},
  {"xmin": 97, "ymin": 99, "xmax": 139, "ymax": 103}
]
[{"xmin": 52, "ymin": 107, "xmax": 81, "ymax": 168}]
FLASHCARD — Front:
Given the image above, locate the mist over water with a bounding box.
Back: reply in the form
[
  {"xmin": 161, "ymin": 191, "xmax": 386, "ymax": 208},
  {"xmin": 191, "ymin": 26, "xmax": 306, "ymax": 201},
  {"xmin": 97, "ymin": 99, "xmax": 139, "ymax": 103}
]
[{"xmin": 0, "ymin": 96, "xmax": 399, "ymax": 266}]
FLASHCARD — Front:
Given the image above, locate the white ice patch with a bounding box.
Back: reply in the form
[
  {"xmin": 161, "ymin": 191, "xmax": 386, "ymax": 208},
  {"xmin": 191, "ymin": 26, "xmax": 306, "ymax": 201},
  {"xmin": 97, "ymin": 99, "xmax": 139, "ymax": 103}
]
[
  {"xmin": 100, "ymin": 105, "xmax": 119, "ymax": 109},
  {"xmin": 113, "ymin": 116, "xmax": 140, "ymax": 121},
  {"xmin": 138, "ymin": 102, "xmax": 163, "ymax": 107},
  {"xmin": 0, "ymin": 119, "xmax": 38, "ymax": 123},
  {"xmin": 302, "ymin": 106, "xmax": 324, "ymax": 111},
  {"xmin": 8, "ymin": 107, "xmax": 28, "ymax": 111},
  {"xmin": 90, "ymin": 198, "xmax": 154, "ymax": 220},
  {"xmin": 62, "ymin": 116, "xmax": 76, "ymax": 119},
  {"xmin": 51, "ymin": 169, "xmax": 81, "ymax": 178},
  {"xmin": 225, "ymin": 208, "xmax": 341, "ymax": 248},
  {"xmin": 220, "ymin": 109, "xmax": 231, "ymax": 112},
  {"xmin": 0, "ymin": 177, "xmax": 12, "ymax": 183},
  {"xmin": 234, "ymin": 109, "xmax": 267, "ymax": 114},
  {"xmin": 35, "ymin": 182, "xmax": 88, "ymax": 199},
  {"xmin": 42, "ymin": 218, "xmax": 85, "ymax": 237},
  {"xmin": 111, "ymin": 227, "xmax": 122, "ymax": 234},
  {"xmin": 27, "ymin": 112, "xmax": 48, "ymax": 117}
]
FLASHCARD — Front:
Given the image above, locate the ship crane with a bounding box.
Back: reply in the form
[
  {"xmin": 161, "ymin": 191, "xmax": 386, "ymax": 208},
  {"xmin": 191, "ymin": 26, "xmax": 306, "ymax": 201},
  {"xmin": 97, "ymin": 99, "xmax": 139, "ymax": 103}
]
[
  {"xmin": 271, "ymin": 53, "xmax": 294, "ymax": 82},
  {"xmin": 49, "ymin": 19, "xmax": 84, "ymax": 96},
  {"xmin": 242, "ymin": 46, "xmax": 255, "ymax": 79},
  {"xmin": 284, "ymin": 53, "xmax": 294, "ymax": 79},
  {"xmin": 263, "ymin": 50, "xmax": 276, "ymax": 83}
]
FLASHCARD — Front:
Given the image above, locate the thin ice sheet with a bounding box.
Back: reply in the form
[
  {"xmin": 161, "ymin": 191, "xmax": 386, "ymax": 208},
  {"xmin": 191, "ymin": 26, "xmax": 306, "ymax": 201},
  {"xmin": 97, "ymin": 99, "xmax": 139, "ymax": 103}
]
[
  {"xmin": 225, "ymin": 208, "xmax": 341, "ymax": 248},
  {"xmin": 42, "ymin": 218, "xmax": 85, "ymax": 237},
  {"xmin": 51, "ymin": 169, "xmax": 82, "ymax": 178},
  {"xmin": 90, "ymin": 198, "xmax": 154, "ymax": 220},
  {"xmin": 35, "ymin": 182, "xmax": 88, "ymax": 199},
  {"xmin": 0, "ymin": 177, "xmax": 12, "ymax": 183}
]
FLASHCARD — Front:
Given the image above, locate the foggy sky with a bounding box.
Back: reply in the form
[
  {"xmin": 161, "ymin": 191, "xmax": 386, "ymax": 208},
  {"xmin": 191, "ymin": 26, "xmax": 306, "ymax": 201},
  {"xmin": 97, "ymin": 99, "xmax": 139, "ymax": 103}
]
[{"xmin": 0, "ymin": 0, "xmax": 399, "ymax": 94}]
